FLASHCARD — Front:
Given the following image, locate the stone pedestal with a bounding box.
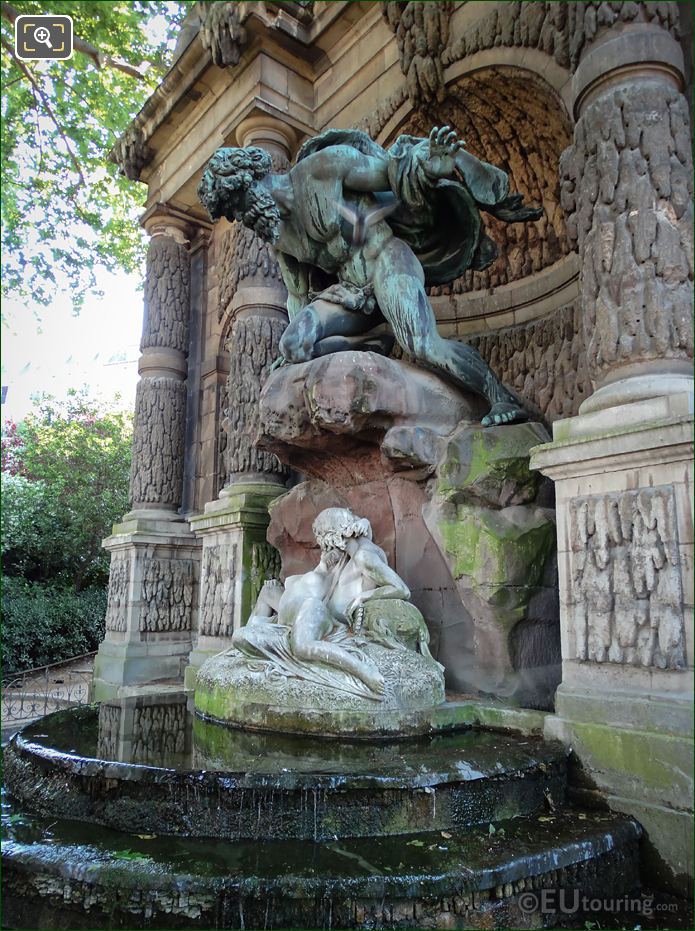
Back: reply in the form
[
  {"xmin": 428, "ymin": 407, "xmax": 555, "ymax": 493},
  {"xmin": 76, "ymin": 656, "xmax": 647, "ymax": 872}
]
[
  {"xmin": 93, "ymin": 513, "xmax": 200, "ymax": 700},
  {"xmin": 185, "ymin": 482, "xmax": 283, "ymax": 687},
  {"xmin": 531, "ymin": 393, "xmax": 694, "ymax": 894}
]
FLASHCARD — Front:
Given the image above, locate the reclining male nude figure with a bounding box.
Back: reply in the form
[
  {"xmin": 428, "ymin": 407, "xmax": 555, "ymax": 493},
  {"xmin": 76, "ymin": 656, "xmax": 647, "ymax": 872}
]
[
  {"xmin": 198, "ymin": 126, "xmax": 543, "ymax": 426},
  {"xmin": 231, "ymin": 508, "xmax": 410, "ymax": 698}
]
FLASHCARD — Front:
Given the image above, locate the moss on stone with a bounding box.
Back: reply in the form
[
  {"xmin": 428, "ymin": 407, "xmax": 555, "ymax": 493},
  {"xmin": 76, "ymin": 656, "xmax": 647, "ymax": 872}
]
[
  {"xmin": 570, "ymin": 721, "xmax": 693, "ymax": 802},
  {"xmin": 437, "ymin": 424, "xmax": 545, "ymax": 507},
  {"xmin": 438, "ymin": 505, "xmax": 555, "ymax": 594}
]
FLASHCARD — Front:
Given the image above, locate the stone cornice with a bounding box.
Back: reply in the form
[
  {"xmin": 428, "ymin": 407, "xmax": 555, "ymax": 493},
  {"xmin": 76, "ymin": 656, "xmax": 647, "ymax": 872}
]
[{"xmin": 111, "ymin": 1, "xmax": 358, "ymax": 182}]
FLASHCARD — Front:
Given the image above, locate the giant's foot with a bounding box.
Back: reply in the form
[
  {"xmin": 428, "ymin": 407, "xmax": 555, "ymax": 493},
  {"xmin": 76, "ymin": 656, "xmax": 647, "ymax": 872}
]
[{"xmin": 481, "ymin": 402, "xmax": 528, "ymax": 427}]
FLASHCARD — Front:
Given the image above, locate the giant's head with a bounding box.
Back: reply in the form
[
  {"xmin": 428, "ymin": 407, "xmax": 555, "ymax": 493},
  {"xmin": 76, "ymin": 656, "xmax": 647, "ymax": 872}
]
[
  {"xmin": 197, "ymin": 146, "xmax": 280, "ymax": 243},
  {"xmin": 312, "ymin": 508, "xmax": 372, "ymax": 554}
]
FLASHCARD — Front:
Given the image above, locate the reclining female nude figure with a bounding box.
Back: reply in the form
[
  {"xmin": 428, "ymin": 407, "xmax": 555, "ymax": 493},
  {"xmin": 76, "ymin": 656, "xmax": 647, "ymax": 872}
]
[{"xmin": 230, "ymin": 508, "xmax": 411, "ymax": 699}]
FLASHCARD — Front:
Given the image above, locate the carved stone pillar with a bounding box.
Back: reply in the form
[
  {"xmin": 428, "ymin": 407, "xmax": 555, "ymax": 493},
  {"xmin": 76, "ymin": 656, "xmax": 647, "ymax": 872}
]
[
  {"xmin": 533, "ymin": 9, "xmax": 694, "ymax": 894},
  {"xmin": 560, "ymin": 11, "xmax": 693, "ymax": 413},
  {"xmin": 94, "ymin": 212, "xmax": 201, "ymax": 700},
  {"xmin": 186, "ymin": 117, "xmax": 294, "ymax": 683}
]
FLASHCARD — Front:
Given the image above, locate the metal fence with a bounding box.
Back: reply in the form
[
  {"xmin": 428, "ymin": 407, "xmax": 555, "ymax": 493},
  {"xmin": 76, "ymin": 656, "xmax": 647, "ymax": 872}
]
[{"xmin": 1, "ymin": 651, "xmax": 95, "ymax": 726}]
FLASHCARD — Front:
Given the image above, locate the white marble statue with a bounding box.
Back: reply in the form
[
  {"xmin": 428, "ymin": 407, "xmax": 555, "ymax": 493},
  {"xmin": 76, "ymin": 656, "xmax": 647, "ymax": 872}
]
[{"xmin": 230, "ymin": 508, "xmax": 439, "ymax": 700}]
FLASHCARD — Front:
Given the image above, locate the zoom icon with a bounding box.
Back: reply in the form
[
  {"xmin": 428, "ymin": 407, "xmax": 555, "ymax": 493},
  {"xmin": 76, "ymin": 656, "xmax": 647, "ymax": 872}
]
[{"xmin": 15, "ymin": 14, "xmax": 73, "ymax": 61}]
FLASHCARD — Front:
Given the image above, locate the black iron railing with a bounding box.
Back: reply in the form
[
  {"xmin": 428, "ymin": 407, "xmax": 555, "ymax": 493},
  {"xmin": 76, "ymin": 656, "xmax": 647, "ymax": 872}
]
[{"xmin": 1, "ymin": 652, "xmax": 95, "ymax": 725}]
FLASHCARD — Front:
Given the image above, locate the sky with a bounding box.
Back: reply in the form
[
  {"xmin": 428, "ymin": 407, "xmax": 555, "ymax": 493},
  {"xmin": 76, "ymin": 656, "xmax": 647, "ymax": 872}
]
[
  {"xmin": 0, "ymin": 6, "xmax": 181, "ymax": 426},
  {"xmin": 1, "ymin": 267, "xmax": 142, "ymax": 423}
]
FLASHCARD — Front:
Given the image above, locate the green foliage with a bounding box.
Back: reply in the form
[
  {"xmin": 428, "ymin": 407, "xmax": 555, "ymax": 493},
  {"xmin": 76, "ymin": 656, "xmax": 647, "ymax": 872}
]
[
  {"xmin": 1, "ymin": 389, "xmax": 133, "ymax": 589},
  {"xmin": 0, "ymin": 474, "xmax": 60, "ymax": 580},
  {"xmin": 1, "ymin": 576, "xmax": 107, "ymax": 674},
  {"xmin": 1, "ymin": 0, "xmax": 194, "ymax": 308}
]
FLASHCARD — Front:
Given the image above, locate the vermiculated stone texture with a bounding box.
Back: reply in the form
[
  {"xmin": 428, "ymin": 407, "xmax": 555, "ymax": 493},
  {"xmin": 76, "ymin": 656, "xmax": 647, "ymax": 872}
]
[
  {"xmin": 569, "ymin": 486, "xmax": 685, "ymax": 669},
  {"xmin": 223, "ymin": 315, "xmax": 288, "ymax": 480},
  {"xmin": 139, "ymin": 558, "xmax": 196, "ymax": 633},
  {"xmin": 141, "ymin": 236, "xmax": 190, "ymax": 354},
  {"xmin": 217, "ymin": 222, "xmax": 283, "ymax": 321},
  {"xmin": 129, "ymin": 377, "xmax": 186, "ymax": 507},
  {"xmin": 560, "ymin": 81, "xmax": 694, "ymax": 383},
  {"xmin": 469, "ymin": 303, "xmax": 589, "ymax": 422}
]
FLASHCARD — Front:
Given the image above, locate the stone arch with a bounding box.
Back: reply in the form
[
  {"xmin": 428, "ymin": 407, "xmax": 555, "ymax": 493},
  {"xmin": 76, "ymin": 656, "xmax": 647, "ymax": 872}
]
[{"xmin": 382, "ymin": 65, "xmax": 573, "ymax": 295}]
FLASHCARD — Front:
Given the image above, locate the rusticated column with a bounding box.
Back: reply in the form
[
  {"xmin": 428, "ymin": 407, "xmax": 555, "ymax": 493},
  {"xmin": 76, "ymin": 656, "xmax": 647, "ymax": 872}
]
[
  {"xmin": 534, "ymin": 4, "xmax": 694, "ymax": 895},
  {"xmin": 187, "ymin": 117, "xmax": 294, "ymax": 683},
  {"xmin": 94, "ymin": 211, "xmax": 201, "ymax": 700},
  {"xmin": 219, "ymin": 115, "xmax": 292, "ymax": 489},
  {"xmin": 222, "ymin": 312, "xmax": 289, "ymax": 485},
  {"xmin": 559, "ymin": 5, "xmax": 693, "ymax": 413},
  {"xmin": 129, "ymin": 218, "xmax": 190, "ymax": 513}
]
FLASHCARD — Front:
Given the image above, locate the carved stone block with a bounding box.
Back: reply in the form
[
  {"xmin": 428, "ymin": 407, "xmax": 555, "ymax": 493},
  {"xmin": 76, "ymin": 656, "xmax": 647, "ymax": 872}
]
[
  {"xmin": 382, "ymin": 1, "xmax": 453, "ymax": 105},
  {"xmin": 199, "ymin": 1, "xmax": 247, "ymax": 68},
  {"xmin": 139, "ymin": 558, "xmax": 195, "ymax": 633},
  {"xmin": 105, "ymin": 553, "xmax": 130, "ymax": 632},
  {"xmin": 199, "ymin": 542, "xmax": 238, "ymax": 638},
  {"xmin": 569, "ymin": 486, "xmax": 685, "ymax": 669}
]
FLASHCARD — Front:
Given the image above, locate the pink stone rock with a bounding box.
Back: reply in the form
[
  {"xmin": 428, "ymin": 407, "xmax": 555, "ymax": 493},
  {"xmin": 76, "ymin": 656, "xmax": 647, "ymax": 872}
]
[
  {"xmin": 258, "ymin": 350, "xmax": 485, "ymax": 480},
  {"xmin": 259, "ymin": 351, "xmax": 558, "ymax": 708}
]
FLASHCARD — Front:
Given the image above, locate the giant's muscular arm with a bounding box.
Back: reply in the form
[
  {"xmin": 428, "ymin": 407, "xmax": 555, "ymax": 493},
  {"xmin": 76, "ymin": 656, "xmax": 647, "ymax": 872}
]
[
  {"xmin": 307, "ymin": 145, "xmax": 390, "ymax": 193},
  {"xmin": 343, "ymin": 152, "xmax": 391, "ymax": 192},
  {"xmin": 277, "ymin": 252, "xmax": 311, "ymax": 320}
]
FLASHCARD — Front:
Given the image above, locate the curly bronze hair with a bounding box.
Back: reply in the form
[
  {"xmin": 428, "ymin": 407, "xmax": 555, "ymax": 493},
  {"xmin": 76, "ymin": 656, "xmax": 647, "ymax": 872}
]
[{"xmin": 197, "ymin": 146, "xmax": 280, "ymax": 243}]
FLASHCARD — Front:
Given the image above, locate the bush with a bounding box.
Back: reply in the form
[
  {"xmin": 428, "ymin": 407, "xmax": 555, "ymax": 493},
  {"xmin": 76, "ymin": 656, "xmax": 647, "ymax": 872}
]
[
  {"xmin": 1, "ymin": 390, "xmax": 132, "ymax": 590},
  {"xmin": 1, "ymin": 577, "xmax": 107, "ymax": 676},
  {"xmin": 1, "ymin": 474, "xmax": 64, "ymax": 581}
]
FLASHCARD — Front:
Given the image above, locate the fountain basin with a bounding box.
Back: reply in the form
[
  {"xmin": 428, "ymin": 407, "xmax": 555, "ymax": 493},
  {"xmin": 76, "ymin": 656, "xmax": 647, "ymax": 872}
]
[
  {"xmin": 4, "ymin": 699, "xmax": 566, "ymax": 841},
  {"xmin": 2, "ymin": 788, "xmax": 641, "ymax": 931},
  {"xmin": 1, "ymin": 698, "xmax": 647, "ymax": 929}
]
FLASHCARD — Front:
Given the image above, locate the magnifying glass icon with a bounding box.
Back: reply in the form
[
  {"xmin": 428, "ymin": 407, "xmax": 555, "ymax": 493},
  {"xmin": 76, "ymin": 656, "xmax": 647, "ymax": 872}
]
[{"xmin": 34, "ymin": 26, "xmax": 53, "ymax": 49}]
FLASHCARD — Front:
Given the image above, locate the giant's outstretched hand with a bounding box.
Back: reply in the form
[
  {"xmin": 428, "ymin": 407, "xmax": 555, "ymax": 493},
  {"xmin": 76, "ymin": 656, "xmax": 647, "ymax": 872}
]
[{"xmin": 424, "ymin": 125, "xmax": 465, "ymax": 179}]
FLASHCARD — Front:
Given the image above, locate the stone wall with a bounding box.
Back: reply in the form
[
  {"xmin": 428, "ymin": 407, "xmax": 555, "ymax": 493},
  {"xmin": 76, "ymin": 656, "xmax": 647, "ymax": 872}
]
[{"xmin": 469, "ymin": 303, "xmax": 589, "ymax": 423}]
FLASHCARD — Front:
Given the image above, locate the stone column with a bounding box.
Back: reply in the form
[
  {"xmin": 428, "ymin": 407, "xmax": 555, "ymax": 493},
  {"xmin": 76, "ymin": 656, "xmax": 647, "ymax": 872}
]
[
  {"xmin": 186, "ymin": 117, "xmax": 294, "ymax": 684},
  {"xmin": 93, "ymin": 212, "xmax": 201, "ymax": 700},
  {"xmin": 532, "ymin": 7, "xmax": 693, "ymax": 894},
  {"xmin": 559, "ymin": 7, "xmax": 693, "ymax": 414}
]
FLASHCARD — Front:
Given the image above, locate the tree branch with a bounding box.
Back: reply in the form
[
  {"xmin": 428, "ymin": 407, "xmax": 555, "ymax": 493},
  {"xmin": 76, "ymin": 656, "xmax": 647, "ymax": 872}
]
[
  {"xmin": 1, "ymin": 1, "xmax": 150, "ymax": 80},
  {"xmin": 1, "ymin": 36, "xmax": 86, "ymax": 187}
]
